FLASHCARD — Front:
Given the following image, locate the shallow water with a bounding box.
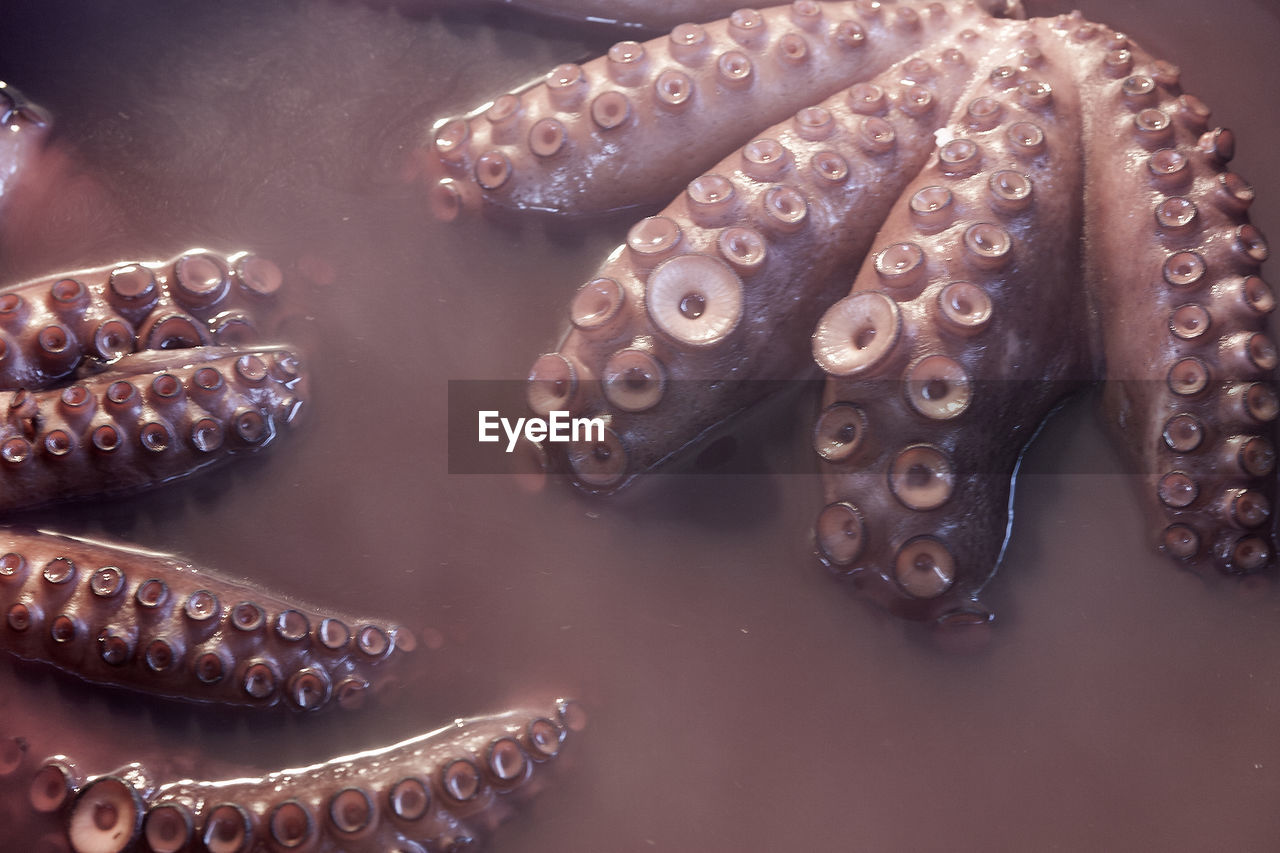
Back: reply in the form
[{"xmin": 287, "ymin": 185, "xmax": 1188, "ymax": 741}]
[{"xmin": 0, "ymin": 0, "xmax": 1278, "ymax": 850}]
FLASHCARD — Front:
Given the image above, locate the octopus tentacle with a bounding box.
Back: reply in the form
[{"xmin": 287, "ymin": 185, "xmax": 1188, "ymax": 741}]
[
  {"xmin": 0, "ymin": 700, "xmax": 582, "ymax": 853},
  {"xmin": 0, "ymin": 251, "xmax": 290, "ymax": 390},
  {"xmin": 529, "ymin": 20, "xmax": 1026, "ymax": 491},
  {"xmin": 0, "ymin": 81, "xmax": 51, "ymax": 207},
  {"xmin": 421, "ymin": 0, "xmax": 1015, "ymax": 220},
  {"xmin": 1052, "ymin": 15, "xmax": 1278, "ymax": 573},
  {"xmin": 0, "ymin": 345, "xmax": 305, "ymax": 511},
  {"xmin": 0, "ymin": 529, "xmax": 415, "ymax": 712},
  {"xmin": 812, "ymin": 26, "xmax": 1090, "ymax": 622}
]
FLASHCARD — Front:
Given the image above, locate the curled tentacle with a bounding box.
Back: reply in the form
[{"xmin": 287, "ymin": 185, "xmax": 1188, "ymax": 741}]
[
  {"xmin": 421, "ymin": 0, "xmax": 1013, "ymax": 219},
  {"xmin": 0, "ymin": 529, "xmax": 416, "ymax": 711},
  {"xmin": 1053, "ymin": 14, "xmax": 1278, "ymax": 575},
  {"xmin": 812, "ymin": 28, "xmax": 1090, "ymax": 623},
  {"xmin": 0, "ymin": 700, "xmax": 583, "ymax": 853},
  {"xmin": 530, "ymin": 20, "xmax": 1026, "ymax": 492}
]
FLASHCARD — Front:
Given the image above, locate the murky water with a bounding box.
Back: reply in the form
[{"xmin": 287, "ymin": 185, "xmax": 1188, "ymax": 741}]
[{"xmin": 0, "ymin": 0, "xmax": 1278, "ymax": 850}]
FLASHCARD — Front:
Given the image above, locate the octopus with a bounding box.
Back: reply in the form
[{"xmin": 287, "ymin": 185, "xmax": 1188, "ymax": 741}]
[
  {"xmin": 420, "ymin": 0, "xmax": 1278, "ymax": 630},
  {"xmin": 1, "ymin": 1, "xmax": 1278, "ymax": 851},
  {"xmin": 0, "ymin": 76, "xmax": 581, "ymax": 853}
]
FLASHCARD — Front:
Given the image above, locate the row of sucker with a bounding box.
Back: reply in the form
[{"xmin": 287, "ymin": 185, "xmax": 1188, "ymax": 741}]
[
  {"xmin": 528, "ymin": 20, "xmax": 1025, "ymax": 492},
  {"xmin": 0, "ymin": 251, "xmax": 287, "ymax": 391},
  {"xmin": 34, "ymin": 701, "xmax": 584, "ymax": 853},
  {"xmin": 1056, "ymin": 14, "xmax": 1277, "ymax": 575},
  {"xmin": 812, "ymin": 28, "xmax": 1092, "ymax": 625},
  {"xmin": 422, "ymin": 0, "xmax": 1012, "ymax": 219},
  {"xmin": 0, "ymin": 529, "xmax": 415, "ymax": 711},
  {"xmin": 0, "ymin": 346, "xmax": 304, "ymax": 511}
]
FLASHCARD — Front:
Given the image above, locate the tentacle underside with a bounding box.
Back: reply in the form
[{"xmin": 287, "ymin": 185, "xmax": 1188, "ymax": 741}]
[
  {"xmin": 1052, "ymin": 15, "xmax": 1278, "ymax": 575},
  {"xmin": 1, "ymin": 701, "xmax": 582, "ymax": 853},
  {"xmin": 0, "ymin": 529, "xmax": 415, "ymax": 712},
  {"xmin": 0, "ymin": 250, "xmax": 291, "ymax": 391},
  {"xmin": 812, "ymin": 27, "xmax": 1088, "ymax": 622},
  {"xmin": 527, "ymin": 20, "xmax": 1025, "ymax": 491},
  {"xmin": 0, "ymin": 250, "xmax": 302, "ymax": 511},
  {"xmin": 421, "ymin": 0, "xmax": 1007, "ymax": 219},
  {"xmin": 0, "ymin": 345, "xmax": 304, "ymax": 512}
]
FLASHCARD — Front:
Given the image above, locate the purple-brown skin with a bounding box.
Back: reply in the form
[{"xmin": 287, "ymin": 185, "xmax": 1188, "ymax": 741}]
[
  {"xmin": 416, "ymin": 2, "xmax": 1280, "ymax": 627},
  {"xmin": 812, "ymin": 20, "xmax": 1091, "ymax": 624},
  {"xmin": 0, "ymin": 80, "xmax": 584, "ymax": 850},
  {"xmin": 812, "ymin": 16, "xmax": 1276, "ymax": 621},
  {"xmin": 528, "ymin": 18, "xmax": 1028, "ymax": 489},
  {"xmin": 4, "ymin": 699, "xmax": 584, "ymax": 853},
  {"xmin": 419, "ymin": 0, "xmax": 1021, "ymax": 220},
  {"xmin": 0, "ymin": 124, "xmax": 579, "ymax": 851},
  {"xmin": 0, "ymin": 257, "xmax": 582, "ymax": 853},
  {"xmin": 2, "ymin": 0, "xmax": 1276, "ymax": 847},
  {"xmin": 0, "ymin": 83, "xmax": 49, "ymax": 210},
  {"xmin": 0, "ymin": 530, "xmax": 412, "ymax": 713}
]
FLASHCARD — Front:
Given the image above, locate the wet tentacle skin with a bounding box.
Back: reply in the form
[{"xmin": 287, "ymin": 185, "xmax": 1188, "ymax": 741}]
[
  {"xmin": 1, "ymin": 701, "xmax": 583, "ymax": 853},
  {"xmin": 0, "ymin": 530, "xmax": 414, "ymax": 713},
  {"xmin": 1054, "ymin": 14, "xmax": 1279, "ymax": 575},
  {"xmin": 0, "ymin": 247, "xmax": 579, "ymax": 852},
  {"xmin": 0, "ymin": 80, "xmax": 582, "ymax": 848},
  {"xmin": 420, "ymin": 0, "xmax": 1015, "ymax": 219},
  {"xmin": 529, "ymin": 20, "xmax": 1025, "ymax": 490},
  {"xmin": 501, "ymin": 3, "xmax": 1277, "ymax": 626},
  {"xmin": 813, "ymin": 25, "xmax": 1091, "ymax": 622}
]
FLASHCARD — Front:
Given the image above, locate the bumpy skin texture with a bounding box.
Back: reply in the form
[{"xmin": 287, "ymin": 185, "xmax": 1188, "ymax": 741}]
[
  {"xmin": 420, "ymin": 0, "xmax": 1009, "ymax": 219},
  {"xmin": 1054, "ymin": 17, "xmax": 1279, "ymax": 576},
  {"xmin": 0, "ymin": 86, "xmax": 579, "ymax": 853},
  {"xmin": 2, "ymin": 701, "xmax": 581, "ymax": 853},
  {"xmin": 445, "ymin": 1, "xmax": 1280, "ymax": 623},
  {"xmin": 0, "ymin": 530, "xmax": 413, "ymax": 712},
  {"xmin": 529, "ymin": 19, "xmax": 1025, "ymax": 490},
  {"xmin": 0, "ymin": 251, "xmax": 292, "ymax": 389},
  {"xmin": 812, "ymin": 23, "xmax": 1091, "ymax": 622}
]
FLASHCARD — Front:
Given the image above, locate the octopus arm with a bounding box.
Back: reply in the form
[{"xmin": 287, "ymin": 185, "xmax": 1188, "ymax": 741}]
[
  {"xmin": 422, "ymin": 0, "xmax": 1015, "ymax": 219},
  {"xmin": 812, "ymin": 25, "xmax": 1091, "ymax": 623},
  {"xmin": 0, "ymin": 700, "xmax": 582, "ymax": 853},
  {"xmin": 0, "ymin": 345, "xmax": 305, "ymax": 512},
  {"xmin": 0, "ymin": 82, "xmax": 50, "ymax": 211},
  {"xmin": 529, "ymin": 20, "xmax": 1027, "ymax": 492},
  {"xmin": 0, "ymin": 250, "xmax": 291, "ymax": 391},
  {"xmin": 1053, "ymin": 15, "xmax": 1278, "ymax": 573},
  {"xmin": 0, "ymin": 529, "xmax": 416, "ymax": 712}
]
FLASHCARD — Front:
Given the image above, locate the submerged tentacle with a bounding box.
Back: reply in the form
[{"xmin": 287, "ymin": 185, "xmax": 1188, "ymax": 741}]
[
  {"xmin": 0, "ymin": 346, "xmax": 305, "ymax": 512},
  {"xmin": 1056, "ymin": 15, "xmax": 1278, "ymax": 574},
  {"xmin": 0, "ymin": 81, "xmax": 51, "ymax": 209},
  {"xmin": 529, "ymin": 20, "xmax": 1023, "ymax": 491},
  {"xmin": 0, "ymin": 700, "xmax": 582, "ymax": 853},
  {"xmin": 0, "ymin": 251, "xmax": 290, "ymax": 391},
  {"xmin": 812, "ymin": 27, "xmax": 1090, "ymax": 623},
  {"xmin": 0, "ymin": 529, "xmax": 415, "ymax": 712},
  {"xmin": 421, "ymin": 0, "xmax": 1010, "ymax": 219}
]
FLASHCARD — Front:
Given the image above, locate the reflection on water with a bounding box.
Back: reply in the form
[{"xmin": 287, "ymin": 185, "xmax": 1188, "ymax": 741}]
[{"xmin": 0, "ymin": 0, "xmax": 1278, "ymax": 850}]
